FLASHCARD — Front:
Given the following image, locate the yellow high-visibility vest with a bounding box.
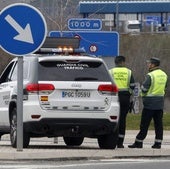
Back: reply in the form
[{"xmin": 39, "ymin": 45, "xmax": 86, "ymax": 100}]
[
  {"xmin": 146, "ymin": 69, "xmax": 167, "ymax": 96},
  {"xmin": 109, "ymin": 67, "xmax": 131, "ymax": 92}
]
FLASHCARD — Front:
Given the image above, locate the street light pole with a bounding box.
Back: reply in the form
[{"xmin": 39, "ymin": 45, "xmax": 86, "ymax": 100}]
[{"xmin": 116, "ymin": 0, "xmax": 119, "ymax": 32}]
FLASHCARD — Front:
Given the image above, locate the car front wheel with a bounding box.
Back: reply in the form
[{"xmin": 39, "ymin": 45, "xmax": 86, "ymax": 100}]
[{"xmin": 10, "ymin": 108, "xmax": 30, "ymax": 148}]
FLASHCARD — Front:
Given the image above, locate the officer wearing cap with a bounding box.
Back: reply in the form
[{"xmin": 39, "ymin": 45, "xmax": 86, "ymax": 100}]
[
  {"xmin": 109, "ymin": 56, "xmax": 135, "ymax": 148},
  {"xmin": 128, "ymin": 57, "xmax": 168, "ymax": 149}
]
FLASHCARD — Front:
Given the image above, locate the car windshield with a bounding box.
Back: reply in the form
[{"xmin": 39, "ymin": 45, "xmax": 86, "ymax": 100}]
[{"xmin": 38, "ymin": 60, "xmax": 111, "ymax": 81}]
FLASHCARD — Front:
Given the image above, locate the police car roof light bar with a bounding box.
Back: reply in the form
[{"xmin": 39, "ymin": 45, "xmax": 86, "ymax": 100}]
[{"xmin": 41, "ymin": 37, "xmax": 80, "ymax": 49}]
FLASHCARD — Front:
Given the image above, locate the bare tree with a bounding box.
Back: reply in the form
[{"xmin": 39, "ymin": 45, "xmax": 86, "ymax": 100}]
[{"xmin": 32, "ymin": 0, "xmax": 80, "ymax": 31}]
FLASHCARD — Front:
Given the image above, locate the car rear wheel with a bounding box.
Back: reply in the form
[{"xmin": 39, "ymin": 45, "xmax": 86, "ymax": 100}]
[
  {"xmin": 63, "ymin": 137, "xmax": 84, "ymax": 146},
  {"xmin": 97, "ymin": 128, "xmax": 118, "ymax": 149},
  {"xmin": 10, "ymin": 108, "xmax": 30, "ymax": 148}
]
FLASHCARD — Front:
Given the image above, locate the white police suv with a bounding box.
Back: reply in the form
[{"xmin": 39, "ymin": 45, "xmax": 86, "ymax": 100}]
[{"xmin": 0, "ymin": 37, "xmax": 119, "ymax": 149}]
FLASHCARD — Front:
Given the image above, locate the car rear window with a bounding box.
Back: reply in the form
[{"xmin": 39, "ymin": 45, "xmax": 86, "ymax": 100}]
[{"xmin": 38, "ymin": 61, "xmax": 111, "ymax": 81}]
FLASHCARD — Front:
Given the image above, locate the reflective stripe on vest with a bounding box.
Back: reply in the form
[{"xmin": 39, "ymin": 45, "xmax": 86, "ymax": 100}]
[
  {"xmin": 110, "ymin": 67, "xmax": 131, "ymax": 91},
  {"xmin": 146, "ymin": 69, "xmax": 167, "ymax": 97}
]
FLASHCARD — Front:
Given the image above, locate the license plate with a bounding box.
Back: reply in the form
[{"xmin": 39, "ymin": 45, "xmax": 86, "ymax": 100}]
[{"xmin": 62, "ymin": 90, "xmax": 91, "ymax": 98}]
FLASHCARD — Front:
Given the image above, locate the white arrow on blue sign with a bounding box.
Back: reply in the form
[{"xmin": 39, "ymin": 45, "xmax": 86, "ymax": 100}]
[{"xmin": 0, "ymin": 3, "xmax": 47, "ymax": 56}]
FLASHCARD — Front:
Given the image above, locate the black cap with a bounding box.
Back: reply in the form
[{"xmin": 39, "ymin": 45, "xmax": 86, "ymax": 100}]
[
  {"xmin": 147, "ymin": 57, "xmax": 160, "ymax": 65},
  {"xmin": 114, "ymin": 55, "xmax": 125, "ymax": 65}
]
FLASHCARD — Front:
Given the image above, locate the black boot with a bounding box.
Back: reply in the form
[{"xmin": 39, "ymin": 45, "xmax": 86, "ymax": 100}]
[
  {"xmin": 152, "ymin": 142, "xmax": 161, "ymax": 149},
  {"xmin": 128, "ymin": 141, "xmax": 143, "ymax": 148},
  {"xmin": 117, "ymin": 144, "xmax": 124, "ymax": 148},
  {"xmin": 117, "ymin": 137, "xmax": 124, "ymax": 148}
]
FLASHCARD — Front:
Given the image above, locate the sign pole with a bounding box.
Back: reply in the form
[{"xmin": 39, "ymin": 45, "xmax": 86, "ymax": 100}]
[
  {"xmin": 17, "ymin": 56, "xmax": 23, "ymax": 151},
  {"xmin": 0, "ymin": 3, "xmax": 47, "ymax": 150},
  {"xmin": 116, "ymin": 0, "xmax": 119, "ymax": 32}
]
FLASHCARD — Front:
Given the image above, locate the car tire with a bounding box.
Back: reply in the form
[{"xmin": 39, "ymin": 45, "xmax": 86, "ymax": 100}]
[
  {"xmin": 97, "ymin": 128, "xmax": 118, "ymax": 149},
  {"xmin": 10, "ymin": 108, "xmax": 30, "ymax": 148},
  {"xmin": 0, "ymin": 134, "xmax": 2, "ymax": 141},
  {"xmin": 63, "ymin": 137, "xmax": 84, "ymax": 146}
]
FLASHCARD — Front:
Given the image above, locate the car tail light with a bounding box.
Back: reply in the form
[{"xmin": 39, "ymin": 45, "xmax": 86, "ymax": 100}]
[
  {"xmin": 98, "ymin": 84, "xmax": 118, "ymax": 95},
  {"xmin": 26, "ymin": 83, "xmax": 55, "ymax": 94}
]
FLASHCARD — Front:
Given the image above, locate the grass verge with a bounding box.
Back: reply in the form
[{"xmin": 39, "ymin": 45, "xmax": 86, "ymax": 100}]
[{"xmin": 126, "ymin": 112, "xmax": 170, "ymax": 130}]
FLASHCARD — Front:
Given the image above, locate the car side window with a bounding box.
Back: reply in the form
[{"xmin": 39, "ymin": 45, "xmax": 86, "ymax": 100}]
[
  {"xmin": 0, "ymin": 61, "xmax": 16, "ymax": 84},
  {"xmin": 9, "ymin": 60, "xmax": 29, "ymax": 81},
  {"xmin": 10, "ymin": 63, "xmax": 17, "ymax": 81},
  {"xmin": 0, "ymin": 60, "xmax": 29, "ymax": 84}
]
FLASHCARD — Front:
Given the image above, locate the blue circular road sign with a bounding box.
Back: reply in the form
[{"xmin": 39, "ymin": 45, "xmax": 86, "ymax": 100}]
[{"xmin": 0, "ymin": 3, "xmax": 47, "ymax": 56}]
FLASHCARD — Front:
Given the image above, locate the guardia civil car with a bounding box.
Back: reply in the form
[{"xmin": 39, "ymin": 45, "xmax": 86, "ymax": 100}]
[{"xmin": 0, "ymin": 37, "xmax": 120, "ymax": 149}]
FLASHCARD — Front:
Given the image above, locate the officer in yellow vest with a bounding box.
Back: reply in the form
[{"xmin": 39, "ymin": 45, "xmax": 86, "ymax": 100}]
[
  {"xmin": 109, "ymin": 55, "xmax": 135, "ymax": 148},
  {"xmin": 128, "ymin": 57, "xmax": 168, "ymax": 149}
]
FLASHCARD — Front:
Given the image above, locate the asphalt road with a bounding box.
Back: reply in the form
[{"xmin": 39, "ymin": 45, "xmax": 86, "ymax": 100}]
[
  {"xmin": 0, "ymin": 130, "xmax": 170, "ymax": 160},
  {"xmin": 1, "ymin": 158, "xmax": 170, "ymax": 169}
]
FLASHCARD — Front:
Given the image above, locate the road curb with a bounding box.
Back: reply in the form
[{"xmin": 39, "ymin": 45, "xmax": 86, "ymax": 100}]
[{"xmin": 0, "ymin": 148, "xmax": 170, "ymax": 160}]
